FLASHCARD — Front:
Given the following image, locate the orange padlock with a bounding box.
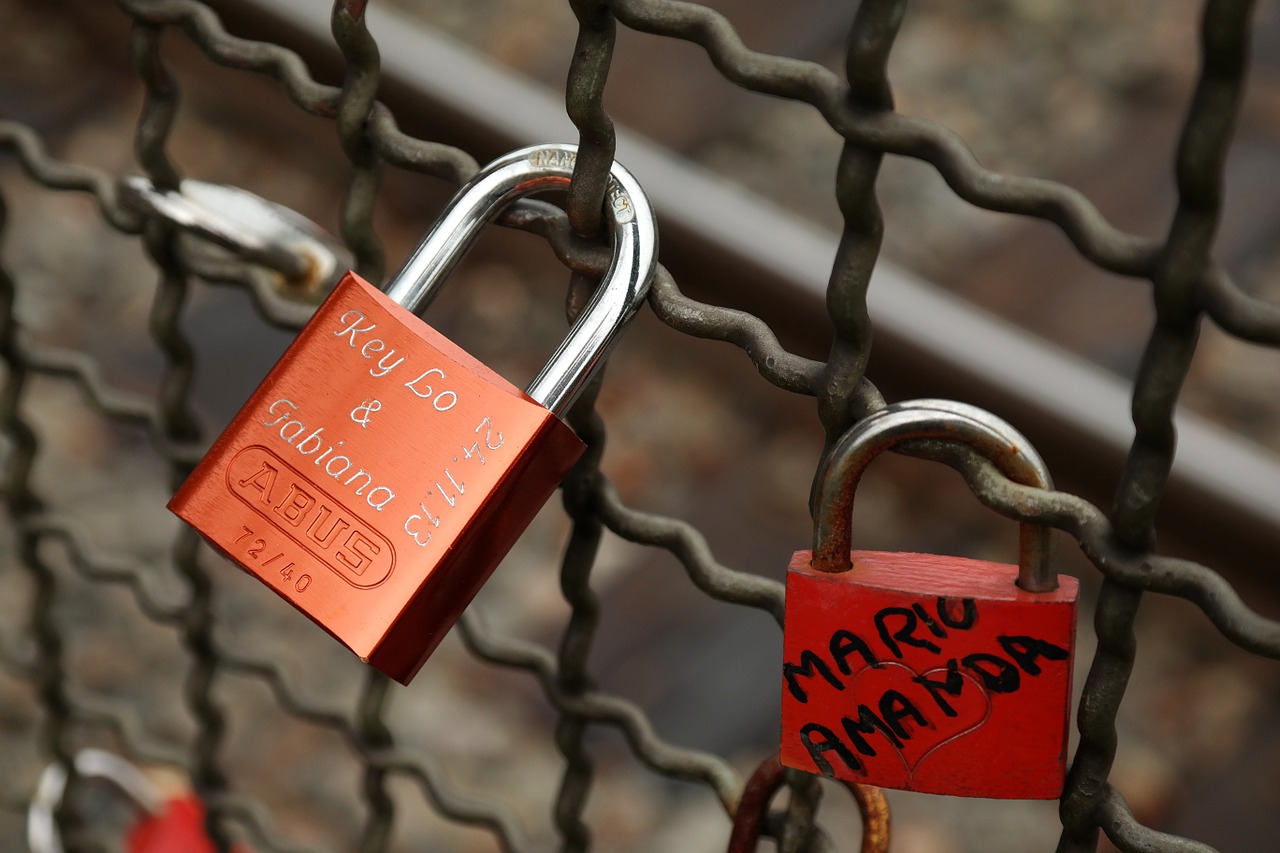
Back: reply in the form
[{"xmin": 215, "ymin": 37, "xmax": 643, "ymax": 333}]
[
  {"xmin": 781, "ymin": 400, "xmax": 1078, "ymax": 799},
  {"xmin": 170, "ymin": 144, "xmax": 658, "ymax": 683}
]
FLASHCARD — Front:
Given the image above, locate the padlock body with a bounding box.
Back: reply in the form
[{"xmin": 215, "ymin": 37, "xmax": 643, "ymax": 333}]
[
  {"xmin": 127, "ymin": 795, "xmax": 250, "ymax": 853},
  {"xmin": 781, "ymin": 550, "xmax": 1077, "ymax": 799},
  {"xmin": 170, "ymin": 273, "xmax": 584, "ymax": 684}
]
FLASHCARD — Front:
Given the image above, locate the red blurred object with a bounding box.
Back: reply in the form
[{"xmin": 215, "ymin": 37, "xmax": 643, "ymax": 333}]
[{"xmin": 126, "ymin": 795, "xmax": 249, "ymax": 853}]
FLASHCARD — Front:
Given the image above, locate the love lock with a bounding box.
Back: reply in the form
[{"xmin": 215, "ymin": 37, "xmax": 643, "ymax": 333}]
[
  {"xmin": 28, "ymin": 749, "xmax": 247, "ymax": 853},
  {"xmin": 169, "ymin": 143, "xmax": 657, "ymax": 684},
  {"xmin": 726, "ymin": 753, "xmax": 890, "ymax": 853},
  {"xmin": 781, "ymin": 399, "xmax": 1079, "ymax": 799}
]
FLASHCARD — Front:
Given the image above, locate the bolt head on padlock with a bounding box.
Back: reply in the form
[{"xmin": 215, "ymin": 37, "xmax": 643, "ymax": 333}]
[
  {"xmin": 780, "ymin": 402, "xmax": 1078, "ymax": 800},
  {"xmin": 170, "ymin": 144, "xmax": 657, "ymax": 684}
]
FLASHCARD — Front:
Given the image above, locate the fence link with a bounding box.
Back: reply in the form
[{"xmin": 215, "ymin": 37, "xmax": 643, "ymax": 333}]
[{"xmin": 0, "ymin": 0, "xmax": 1277, "ymax": 851}]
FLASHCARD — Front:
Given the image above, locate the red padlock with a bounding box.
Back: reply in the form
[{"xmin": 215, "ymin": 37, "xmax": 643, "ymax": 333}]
[
  {"xmin": 28, "ymin": 749, "xmax": 249, "ymax": 853},
  {"xmin": 127, "ymin": 794, "xmax": 241, "ymax": 853},
  {"xmin": 169, "ymin": 144, "xmax": 657, "ymax": 684},
  {"xmin": 781, "ymin": 400, "xmax": 1078, "ymax": 799}
]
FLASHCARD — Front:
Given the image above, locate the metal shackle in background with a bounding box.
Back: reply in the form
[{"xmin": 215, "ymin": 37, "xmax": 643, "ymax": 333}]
[{"xmin": 29, "ymin": 750, "xmax": 159, "ymax": 853}]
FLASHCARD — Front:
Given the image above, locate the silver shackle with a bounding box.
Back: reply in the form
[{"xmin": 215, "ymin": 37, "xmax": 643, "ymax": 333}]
[
  {"xmin": 29, "ymin": 750, "xmax": 166, "ymax": 853},
  {"xmin": 384, "ymin": 143, "xmax": 658, "ymax": 418}
]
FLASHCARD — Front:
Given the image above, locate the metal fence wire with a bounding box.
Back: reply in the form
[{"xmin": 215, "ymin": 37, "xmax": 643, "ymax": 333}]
[{"xmin": 1, "ymin": 0, "xmax": 1278, "ymax": 851}]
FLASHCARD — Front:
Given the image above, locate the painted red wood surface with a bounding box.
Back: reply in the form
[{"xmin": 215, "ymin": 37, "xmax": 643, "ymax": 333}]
[
  {"xmin": 169, "ymin": 273, "xmax": 583, "ymax": 684},
  {"xmin": 781, "ymin": 550, "xmax": 1078, "ymax": 799}
]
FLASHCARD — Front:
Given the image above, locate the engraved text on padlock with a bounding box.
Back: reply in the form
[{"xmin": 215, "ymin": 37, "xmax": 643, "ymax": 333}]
[{"xmin": 170, "ymin": 144, "xmax": 658, "ymax": 684}]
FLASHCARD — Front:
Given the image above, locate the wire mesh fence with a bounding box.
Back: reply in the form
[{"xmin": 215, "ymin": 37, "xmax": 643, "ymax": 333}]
[{"xmin": 1, "ymin": 0, "xmax": 1279, "ymax": 851}]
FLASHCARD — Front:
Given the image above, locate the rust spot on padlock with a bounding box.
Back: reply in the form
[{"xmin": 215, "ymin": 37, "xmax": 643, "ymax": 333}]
[
  {"xmin": 726, "ymin": 753, "xmax": 889, "ymax": 853},
  {"xmin": 170, "ymin": 144, "xmax": 658, "ymax": 684},
  {"xmin": 781, "ymin": 400, "xmax": 1078, "ymax": 799}
]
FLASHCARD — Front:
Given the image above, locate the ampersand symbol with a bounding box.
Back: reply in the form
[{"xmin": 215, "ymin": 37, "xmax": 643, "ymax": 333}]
[{"xmin": 351, "ymin": 399, "xmax": 382, "ymax": 428}]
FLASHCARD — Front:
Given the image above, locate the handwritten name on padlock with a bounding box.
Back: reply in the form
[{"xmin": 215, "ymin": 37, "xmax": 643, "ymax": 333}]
[
  {"xmin": 780, "ymin": 402, "xmax": 1078, "ymax": 799},
  {"xmin": 783, "ymin": 585, "xmax": 1070, "ymax": 779}
]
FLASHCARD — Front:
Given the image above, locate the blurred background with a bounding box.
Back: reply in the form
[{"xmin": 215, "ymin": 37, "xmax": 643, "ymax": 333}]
[{"xmin": 2, "ymin": 0, "xmax": 1280, "ymax": 850}]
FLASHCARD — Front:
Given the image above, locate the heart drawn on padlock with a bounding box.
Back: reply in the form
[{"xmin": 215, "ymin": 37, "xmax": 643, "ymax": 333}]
[
  {"xmin": 781, "ymin": 400, "xmax": 1079, "ymax": 799},
  {"xmin": 849, "ymin": 661, "xmax": 992, "ymax": 780}
]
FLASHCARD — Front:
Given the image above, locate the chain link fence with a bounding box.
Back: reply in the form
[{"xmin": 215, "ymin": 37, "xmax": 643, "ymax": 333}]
[{"xmin": 1, "ymin": 0, "xmax": 1278, "ymax": 850}]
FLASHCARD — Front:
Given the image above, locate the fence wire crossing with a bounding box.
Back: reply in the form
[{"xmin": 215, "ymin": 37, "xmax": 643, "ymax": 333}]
[{"xmin": 0, "ymin": 0, "xmax": 1278, "ymax": 851}]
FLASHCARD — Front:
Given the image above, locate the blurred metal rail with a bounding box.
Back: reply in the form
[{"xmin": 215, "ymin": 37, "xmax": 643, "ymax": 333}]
[{"xmin": 227, "ymin": 0, "xmax": 1280, "ymax": 567}]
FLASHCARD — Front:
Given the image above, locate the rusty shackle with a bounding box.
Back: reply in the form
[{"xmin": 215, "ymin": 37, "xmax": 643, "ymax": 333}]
[
  {"xmin": 726, "ymin": 753, "xmax": 890, "ymax": 853},
  {"xmin": 812, "ymin": 399, "xmax": 1056, "ymax": 592}
]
